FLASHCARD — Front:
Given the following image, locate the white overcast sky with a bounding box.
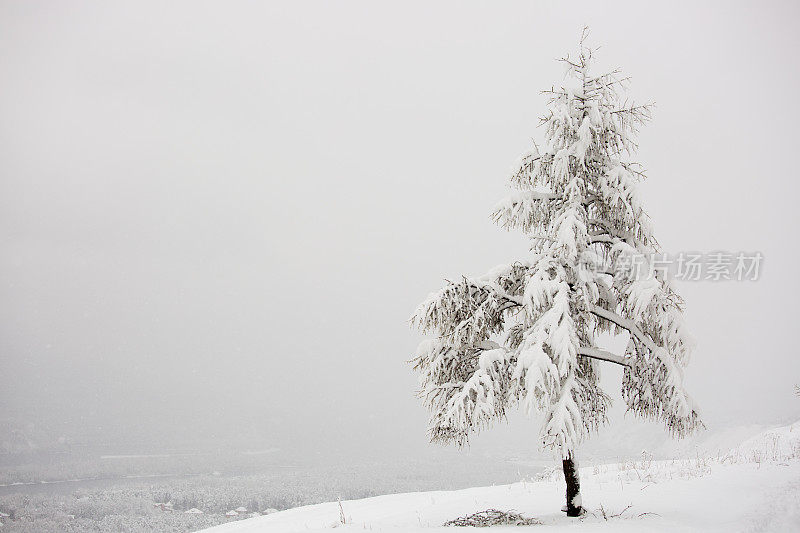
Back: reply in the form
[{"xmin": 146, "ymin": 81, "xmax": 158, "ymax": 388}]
[{"xmin": 1, "ymin": 1, "xmax": 799, "ymax": 454}]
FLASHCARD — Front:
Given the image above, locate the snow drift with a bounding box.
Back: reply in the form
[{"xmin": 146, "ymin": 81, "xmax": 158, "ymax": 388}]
[{"xmin": 198, "ymin": 422, "xmax": 800, "ymax": 533}]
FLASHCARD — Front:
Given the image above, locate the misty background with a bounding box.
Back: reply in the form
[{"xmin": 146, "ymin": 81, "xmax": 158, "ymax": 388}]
[{"xmin": 2, "ymin": 1, "xmax": 799, "ymax": 464}]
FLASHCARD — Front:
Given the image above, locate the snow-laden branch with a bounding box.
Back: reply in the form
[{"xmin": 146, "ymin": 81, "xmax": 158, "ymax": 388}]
[
  {"xmin": 589, "ymin": 304, "xmax": 699, "ymax": 435},
  {"xmin": 589, "ymin": 304, "xmax": 657, "ymax": 352},
  {"xmin": 588, "ymin": 218, "xmax": 640, "ymax": 249},
  {"xmin": 577, "ymin": 346, "xmax": 630, "ymax": 367},
  {"xmin": 588, "ymin": 234, "xmax": 613, "ymax": 244}
]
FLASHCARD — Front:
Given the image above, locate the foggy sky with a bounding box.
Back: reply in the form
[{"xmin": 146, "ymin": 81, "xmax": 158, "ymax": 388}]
[{"xmin": 2, "ymin": 1, "xmax": 799, "ymax": 455}]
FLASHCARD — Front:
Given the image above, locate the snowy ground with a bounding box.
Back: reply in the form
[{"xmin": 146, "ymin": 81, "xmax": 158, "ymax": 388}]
[{"xmin": 199, "ymin": 422, "xmax": 800, "ymax": 533}]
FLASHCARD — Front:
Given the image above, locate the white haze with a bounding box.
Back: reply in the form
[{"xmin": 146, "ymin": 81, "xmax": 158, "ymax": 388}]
[{"xmin": 1, "ymin": 0, "xmax": 799, "ymax": 460}]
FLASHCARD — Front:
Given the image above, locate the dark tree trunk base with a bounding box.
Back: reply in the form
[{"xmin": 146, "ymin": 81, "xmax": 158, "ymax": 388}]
[{"xmin": 562, "ymin": 455, "xmax": 585, "ymax": 517}]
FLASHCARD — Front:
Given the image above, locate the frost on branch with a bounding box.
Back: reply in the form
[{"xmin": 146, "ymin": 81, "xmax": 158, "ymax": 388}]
[{"xmin": 411, "ymin": 38, "xmax": 702, "ymax": 456}]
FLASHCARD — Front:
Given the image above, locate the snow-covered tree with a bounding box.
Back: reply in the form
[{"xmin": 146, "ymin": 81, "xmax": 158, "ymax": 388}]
[{"xmin": 411, "ymin": 33, "xmax": 702, "ymax": 517}]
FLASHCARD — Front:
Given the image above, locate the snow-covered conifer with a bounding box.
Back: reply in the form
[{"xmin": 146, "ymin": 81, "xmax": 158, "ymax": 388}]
[{"xmin": 411, "ymin": 31, "xmax": 701, "ymax": 516}]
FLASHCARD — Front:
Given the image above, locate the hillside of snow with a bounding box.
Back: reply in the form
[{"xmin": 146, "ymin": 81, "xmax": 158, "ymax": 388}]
[{"xmin": 198, "ymin": 422, "xmax": 800, "ymax": 533}]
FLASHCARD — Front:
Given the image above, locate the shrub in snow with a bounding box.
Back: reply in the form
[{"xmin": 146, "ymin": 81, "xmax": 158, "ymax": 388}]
[
  {"xmin": 443, "ymin": 509, "xmax": 541, "ymax": 527},
  {"xmin": 411, "ymin": 30, "xmax": 702, "ymax": 518}
]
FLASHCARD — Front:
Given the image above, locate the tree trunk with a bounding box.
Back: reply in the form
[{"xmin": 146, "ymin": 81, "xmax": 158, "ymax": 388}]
[{"xmin": 562, "ymin": 454, "xmax": 584, "ymax": 517}]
